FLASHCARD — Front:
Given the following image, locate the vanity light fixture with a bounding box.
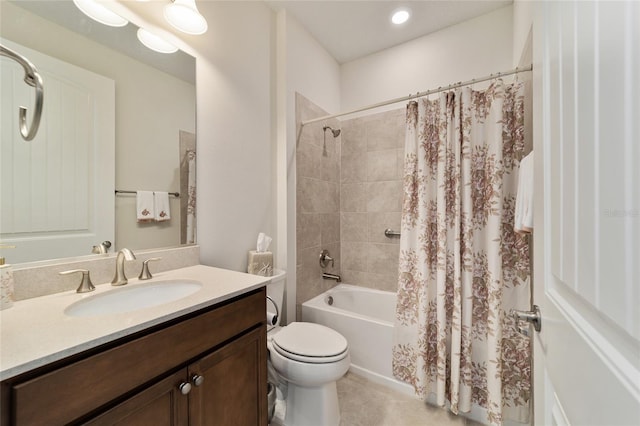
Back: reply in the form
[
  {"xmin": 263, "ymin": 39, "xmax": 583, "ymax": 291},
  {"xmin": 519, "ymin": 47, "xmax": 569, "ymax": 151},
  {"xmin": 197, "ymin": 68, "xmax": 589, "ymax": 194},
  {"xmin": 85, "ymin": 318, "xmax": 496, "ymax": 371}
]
[
  {"xmin": 164, "ymin": 0, "xmax": 208, "ymax": 35},
  {"xmin": 137, "ymin": 28, "xmax": 178, "ymax": 54},
  {"xmin": 72, "ymin": 0, "xmax": 128, "ymax": 27},
  {"xmin": 391, "ymin": 8, "xmax": 411, "ymax": 25}
]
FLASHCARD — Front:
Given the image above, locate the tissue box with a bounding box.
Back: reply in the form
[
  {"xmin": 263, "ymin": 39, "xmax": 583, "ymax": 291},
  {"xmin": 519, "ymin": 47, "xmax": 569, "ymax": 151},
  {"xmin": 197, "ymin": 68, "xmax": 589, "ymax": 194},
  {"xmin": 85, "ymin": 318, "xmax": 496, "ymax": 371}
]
[{"xmin": 247, "ymin": 250, "xmax": 273, "ymax": 276}]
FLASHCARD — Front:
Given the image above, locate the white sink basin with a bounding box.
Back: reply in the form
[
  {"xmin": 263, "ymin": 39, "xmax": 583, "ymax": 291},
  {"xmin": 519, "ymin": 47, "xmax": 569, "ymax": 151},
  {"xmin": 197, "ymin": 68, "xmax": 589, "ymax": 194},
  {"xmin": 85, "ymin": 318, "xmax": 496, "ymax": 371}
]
[{"xmin": 64, "ymin": 279, "xmax": 203, "ymax": 317}]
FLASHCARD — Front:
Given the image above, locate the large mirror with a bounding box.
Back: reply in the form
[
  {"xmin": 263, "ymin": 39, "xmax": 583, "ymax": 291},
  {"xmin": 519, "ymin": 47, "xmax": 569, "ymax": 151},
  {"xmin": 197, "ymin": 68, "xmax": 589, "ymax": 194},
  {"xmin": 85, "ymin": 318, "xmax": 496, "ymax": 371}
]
[{"xmin": 0, "ymin": 0, "xmax": 196, "ymax": 264}]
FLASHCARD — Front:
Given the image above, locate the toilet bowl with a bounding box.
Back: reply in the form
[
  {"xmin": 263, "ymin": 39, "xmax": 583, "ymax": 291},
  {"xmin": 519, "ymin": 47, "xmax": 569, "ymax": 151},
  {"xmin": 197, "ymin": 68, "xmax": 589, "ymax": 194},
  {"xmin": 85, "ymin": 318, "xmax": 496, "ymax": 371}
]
[
  {"xmin": 268, "ymin": 322, "xmax": 350, "ymax": 426},
  {"xmin": 266, "ymin": 271, "xmax": 349, "ymax": 425}
]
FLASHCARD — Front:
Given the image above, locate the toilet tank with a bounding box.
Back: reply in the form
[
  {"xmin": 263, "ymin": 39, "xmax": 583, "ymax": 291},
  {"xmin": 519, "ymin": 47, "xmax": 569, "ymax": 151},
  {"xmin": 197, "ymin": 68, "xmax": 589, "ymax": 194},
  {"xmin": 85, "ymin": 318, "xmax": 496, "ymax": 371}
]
[{"xmin": 266, "ymin": 269, "xmax": 286, "ymax": 326}]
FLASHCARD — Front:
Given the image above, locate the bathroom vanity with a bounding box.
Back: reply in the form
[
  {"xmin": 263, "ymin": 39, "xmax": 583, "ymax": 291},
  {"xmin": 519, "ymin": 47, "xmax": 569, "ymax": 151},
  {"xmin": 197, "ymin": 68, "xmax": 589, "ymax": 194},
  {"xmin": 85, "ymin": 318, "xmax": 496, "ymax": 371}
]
[{"xmin": 0, "ymin": 265, "xmax": 269, "ymax": 425}]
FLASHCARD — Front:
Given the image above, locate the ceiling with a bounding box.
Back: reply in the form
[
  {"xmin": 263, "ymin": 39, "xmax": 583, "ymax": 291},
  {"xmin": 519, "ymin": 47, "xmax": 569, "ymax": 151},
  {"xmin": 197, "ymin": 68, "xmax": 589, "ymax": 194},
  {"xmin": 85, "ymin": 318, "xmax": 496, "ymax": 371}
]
[{"xmin": 266, "ymin": 0, "xmax": 512, "ymax": 63}]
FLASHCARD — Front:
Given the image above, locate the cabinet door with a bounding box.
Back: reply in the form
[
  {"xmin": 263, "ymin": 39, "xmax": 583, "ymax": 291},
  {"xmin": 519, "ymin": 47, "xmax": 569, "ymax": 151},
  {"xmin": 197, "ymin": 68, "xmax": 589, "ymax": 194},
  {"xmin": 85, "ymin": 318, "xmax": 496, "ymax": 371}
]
[
  {"xmin": 84, "ymin": 370, "xmax": 189, "ymax": 426},
  {"xmin": 189, "ymin": 327, "xmax": 267, "ymax": 426}
]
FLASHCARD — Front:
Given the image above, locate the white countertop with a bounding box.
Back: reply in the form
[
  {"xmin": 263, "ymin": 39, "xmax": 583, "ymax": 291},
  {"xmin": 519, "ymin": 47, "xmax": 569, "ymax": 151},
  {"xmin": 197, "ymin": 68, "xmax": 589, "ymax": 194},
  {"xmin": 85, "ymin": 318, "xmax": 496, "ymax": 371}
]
[{"xmin": 0, "ymin": 265, "xmax": 270, "ymax": 381}]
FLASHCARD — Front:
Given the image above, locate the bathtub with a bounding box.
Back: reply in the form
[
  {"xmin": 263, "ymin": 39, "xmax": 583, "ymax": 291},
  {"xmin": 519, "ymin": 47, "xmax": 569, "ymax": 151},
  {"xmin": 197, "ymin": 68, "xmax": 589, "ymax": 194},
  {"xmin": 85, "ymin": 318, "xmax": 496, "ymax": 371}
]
[
  {"xmin": 301, "ymin": 284, "xmax": 413, "ymax": 396},
  {"xmin": 302, "ymin": 284, "xmax": 513, "ymax": 426}
]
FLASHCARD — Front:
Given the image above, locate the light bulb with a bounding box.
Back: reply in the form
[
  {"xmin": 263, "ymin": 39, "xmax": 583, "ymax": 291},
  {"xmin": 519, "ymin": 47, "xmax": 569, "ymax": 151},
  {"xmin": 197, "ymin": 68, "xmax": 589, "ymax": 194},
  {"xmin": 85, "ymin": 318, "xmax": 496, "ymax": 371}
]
[
  {"xmin": 164, "ymin": 0, "xmax": 208, "ymax": 35},
  {"xmin": 73, "ymin": 0, "xmax": 128, "ymax": 27},
  {"xmin": 137, "ymin": 28, "xmax": 178, "ymax": 54},
  {"xmin": 391, "ymin": 9, "xmax": 410, "ymax": 25}
]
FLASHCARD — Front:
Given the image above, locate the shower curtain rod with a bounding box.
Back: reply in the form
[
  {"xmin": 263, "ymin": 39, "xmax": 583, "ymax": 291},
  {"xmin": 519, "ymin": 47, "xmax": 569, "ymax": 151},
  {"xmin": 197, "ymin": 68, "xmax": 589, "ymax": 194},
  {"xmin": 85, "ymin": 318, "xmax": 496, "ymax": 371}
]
[{"xmin": 300, "ymin": 64, "xmax": 533, "ymax": 127}]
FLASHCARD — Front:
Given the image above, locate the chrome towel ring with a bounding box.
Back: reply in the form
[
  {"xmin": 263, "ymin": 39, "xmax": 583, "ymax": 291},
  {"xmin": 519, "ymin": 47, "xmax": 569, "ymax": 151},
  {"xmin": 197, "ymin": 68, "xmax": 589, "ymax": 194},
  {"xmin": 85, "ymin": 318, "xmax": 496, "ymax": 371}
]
[{"xmin": 1, "ymin": 44, "xmax": 44, "ymax": 141}]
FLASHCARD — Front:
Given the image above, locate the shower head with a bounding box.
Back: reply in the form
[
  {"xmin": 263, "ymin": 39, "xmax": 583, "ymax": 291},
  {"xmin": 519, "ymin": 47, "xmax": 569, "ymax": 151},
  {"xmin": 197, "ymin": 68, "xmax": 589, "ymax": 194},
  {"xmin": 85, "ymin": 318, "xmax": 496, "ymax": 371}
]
[{"xmin": 323, "ymin": 126, "xmax": 341, "ymax": 138}]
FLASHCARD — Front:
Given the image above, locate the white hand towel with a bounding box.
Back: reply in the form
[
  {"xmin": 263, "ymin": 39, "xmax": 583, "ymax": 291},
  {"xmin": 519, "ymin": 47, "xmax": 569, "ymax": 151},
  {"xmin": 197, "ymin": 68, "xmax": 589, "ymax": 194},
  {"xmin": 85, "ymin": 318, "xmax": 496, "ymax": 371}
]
[
  {"xmin": 154, "ymin": 191, "xmax": 171, "ymax": 222},
  {"xmin": 137, "ymin": 191, "xmax": 155, "ymax": 222},
  {"xmin": 514, "ymin": 151, "xmax": 533, "ymax": 234}
]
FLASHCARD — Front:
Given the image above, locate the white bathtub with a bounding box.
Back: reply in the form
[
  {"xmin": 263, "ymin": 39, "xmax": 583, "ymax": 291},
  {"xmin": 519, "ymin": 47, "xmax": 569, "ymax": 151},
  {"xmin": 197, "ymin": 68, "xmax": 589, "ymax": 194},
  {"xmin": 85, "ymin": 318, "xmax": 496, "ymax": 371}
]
[
  {"xmin": 301, "ymin": 284, "xmax": 413, "ymax": 396},
  {"xmin": 302, "ymin": 284, "xmax": 510, "ymax": 426}
]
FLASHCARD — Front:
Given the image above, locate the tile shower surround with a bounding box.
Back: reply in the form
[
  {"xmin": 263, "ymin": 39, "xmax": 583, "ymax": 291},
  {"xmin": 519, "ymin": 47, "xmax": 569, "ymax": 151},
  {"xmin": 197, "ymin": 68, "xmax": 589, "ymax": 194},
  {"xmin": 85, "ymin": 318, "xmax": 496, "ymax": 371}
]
[
  {"xmin": 296, "ymin": 94, "xmax": 342, "ymax": 320},
  {"xmin": 340, "ymin": 109, "xmax": 404, "ymax": 293},
  {"xmin": 296, "ymin": 93, "xmax": 405, "ymax": 319}
]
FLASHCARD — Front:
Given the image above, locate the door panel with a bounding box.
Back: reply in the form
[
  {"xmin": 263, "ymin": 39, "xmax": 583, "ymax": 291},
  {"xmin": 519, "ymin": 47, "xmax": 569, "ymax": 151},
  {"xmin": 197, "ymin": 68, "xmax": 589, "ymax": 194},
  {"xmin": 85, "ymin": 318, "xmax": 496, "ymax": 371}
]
[
  {"xmin": 86, "ymin": 370, "xmax": 188, "ymax": 426},
  {"xmin": 0, "ymin": 38, "xmax": 114, "ymax": 263},
  {"xmin": 533, "ymin": 1, "xmax": 640, "ymax": 424}
]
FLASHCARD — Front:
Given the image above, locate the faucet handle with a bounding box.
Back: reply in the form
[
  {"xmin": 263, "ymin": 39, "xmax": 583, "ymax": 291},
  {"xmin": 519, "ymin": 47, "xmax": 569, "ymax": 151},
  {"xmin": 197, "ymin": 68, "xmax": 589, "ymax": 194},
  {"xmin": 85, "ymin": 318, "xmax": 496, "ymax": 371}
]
[
  {"xmin": 319, "ymin": 249, "xmax": 334, "ymax": 269},
  {"xmin": 139, "ymin": 257, "xmax": 161, "ymax": 280},
  {"xmin": 60, "ymin": 269, "xmax": 95, "ymax": 293}
]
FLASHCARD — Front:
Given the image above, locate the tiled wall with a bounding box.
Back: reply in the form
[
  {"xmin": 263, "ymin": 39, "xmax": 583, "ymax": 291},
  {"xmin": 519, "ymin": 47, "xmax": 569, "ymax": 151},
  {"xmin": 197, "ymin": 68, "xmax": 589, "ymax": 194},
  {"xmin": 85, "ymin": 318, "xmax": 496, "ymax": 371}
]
[
  {"xmin": 340, "ymin": 108, "xmax": 405, "ymax": 292},
  {"xmin": 296, "ymin": 94, "xmax": 406, "ymax": 318},
  {"xmin": 296, "ymin": 94, "xmax": 342, "ymax": 319}
]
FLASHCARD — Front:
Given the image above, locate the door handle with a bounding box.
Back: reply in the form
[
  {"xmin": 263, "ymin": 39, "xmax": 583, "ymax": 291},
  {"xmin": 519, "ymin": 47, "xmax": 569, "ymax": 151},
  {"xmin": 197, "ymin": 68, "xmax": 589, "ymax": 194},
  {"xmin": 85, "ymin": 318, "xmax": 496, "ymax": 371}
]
[{"xmin": 510, "ymin": 305, "xmax": 541, "ymax": 333}]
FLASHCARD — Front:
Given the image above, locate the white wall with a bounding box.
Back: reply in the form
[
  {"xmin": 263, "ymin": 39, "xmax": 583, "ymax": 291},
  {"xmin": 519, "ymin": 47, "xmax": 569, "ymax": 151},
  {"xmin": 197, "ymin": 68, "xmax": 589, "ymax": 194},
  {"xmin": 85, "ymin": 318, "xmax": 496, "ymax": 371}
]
[
  {"xmin": 285, "ymin": 13, "xmax": 342, "ymax": 116},
  {"xmin": 341, "ymin": 5, "xmax": 514, "ymax": 112},
  {"xmin": 193, "ymin": 2, "xmax": 274, "ymax": 271},
  {"xmin": 512, "ymin": 0, "xmax": 533, "ymax": 66},
  {"xmin": 117, "ymin": 1, "xmax": 276, "ymax": 271}
]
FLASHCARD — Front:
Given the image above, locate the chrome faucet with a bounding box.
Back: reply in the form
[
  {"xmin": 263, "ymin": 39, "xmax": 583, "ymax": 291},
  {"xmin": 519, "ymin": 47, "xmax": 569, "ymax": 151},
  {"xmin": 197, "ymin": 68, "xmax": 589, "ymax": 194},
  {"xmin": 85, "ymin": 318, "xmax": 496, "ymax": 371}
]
[{"xmin": 111, "ymin": 248, "xmax": 136, "ymax": 286}]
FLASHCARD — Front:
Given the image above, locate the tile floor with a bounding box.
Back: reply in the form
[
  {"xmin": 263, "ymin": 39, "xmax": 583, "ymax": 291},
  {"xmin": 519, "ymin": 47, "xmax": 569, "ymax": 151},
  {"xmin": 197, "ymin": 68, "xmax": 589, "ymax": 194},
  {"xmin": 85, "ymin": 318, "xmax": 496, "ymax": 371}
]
[{"xmin": 337, "ymin": 372, "xmax": 485, "ymax": 426}]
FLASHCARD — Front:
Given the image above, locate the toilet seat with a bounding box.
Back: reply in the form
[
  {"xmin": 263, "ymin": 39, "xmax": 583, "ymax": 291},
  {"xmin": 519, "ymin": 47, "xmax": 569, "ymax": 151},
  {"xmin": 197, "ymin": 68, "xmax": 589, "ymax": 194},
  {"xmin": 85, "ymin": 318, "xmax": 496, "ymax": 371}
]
[{"xmin": 271, "ymin": 322, "xmax": 348, "ymax": 364}]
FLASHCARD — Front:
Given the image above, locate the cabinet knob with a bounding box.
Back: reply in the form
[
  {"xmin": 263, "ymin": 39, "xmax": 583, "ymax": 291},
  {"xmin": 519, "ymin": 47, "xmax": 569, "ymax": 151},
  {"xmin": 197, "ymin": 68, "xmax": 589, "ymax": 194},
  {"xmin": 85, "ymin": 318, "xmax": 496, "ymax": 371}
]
[
  {"xmin": 179, "ymin": 382, "xmax": 192, "ymax": 395},
  {"xmin": 192, "ymin": 374, "xmax": 204, "ymax": 387}
]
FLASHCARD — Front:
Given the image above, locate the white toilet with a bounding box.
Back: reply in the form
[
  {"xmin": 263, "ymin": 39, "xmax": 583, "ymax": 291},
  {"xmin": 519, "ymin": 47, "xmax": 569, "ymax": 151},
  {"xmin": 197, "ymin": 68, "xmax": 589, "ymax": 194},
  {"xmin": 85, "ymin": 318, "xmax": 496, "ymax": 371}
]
[{"xmin": 267, "ymin": 271, "xmax": 350, "ymax": 426}]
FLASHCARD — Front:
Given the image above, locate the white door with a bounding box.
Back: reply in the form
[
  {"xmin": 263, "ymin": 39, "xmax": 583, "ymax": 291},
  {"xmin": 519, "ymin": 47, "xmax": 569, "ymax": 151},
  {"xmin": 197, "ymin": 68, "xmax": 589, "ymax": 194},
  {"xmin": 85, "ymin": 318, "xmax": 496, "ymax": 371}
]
[
  {"xmin": 1, "ymin": 39, "xmax": 114, "ymax": 263},
  {"xmin": 532, "ymin": 1, "xmax": 639, "ymax": 425}
]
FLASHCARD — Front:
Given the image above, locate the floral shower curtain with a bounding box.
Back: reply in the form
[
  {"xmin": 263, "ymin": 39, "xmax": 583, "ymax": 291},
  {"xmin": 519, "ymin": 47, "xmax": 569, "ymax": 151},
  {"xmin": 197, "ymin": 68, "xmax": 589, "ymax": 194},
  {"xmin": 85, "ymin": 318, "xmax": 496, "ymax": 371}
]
[{"xmin": 392, "ymin": 81, "xmax": 531, "ymax": 425}]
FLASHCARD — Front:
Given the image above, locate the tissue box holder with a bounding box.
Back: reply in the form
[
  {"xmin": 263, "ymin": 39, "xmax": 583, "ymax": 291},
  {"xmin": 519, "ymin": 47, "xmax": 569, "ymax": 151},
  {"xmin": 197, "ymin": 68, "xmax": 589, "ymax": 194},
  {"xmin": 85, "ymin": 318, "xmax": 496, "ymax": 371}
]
[{"xmin": 247, "ymin": 251, "xmax": 273, "ymax": 276}]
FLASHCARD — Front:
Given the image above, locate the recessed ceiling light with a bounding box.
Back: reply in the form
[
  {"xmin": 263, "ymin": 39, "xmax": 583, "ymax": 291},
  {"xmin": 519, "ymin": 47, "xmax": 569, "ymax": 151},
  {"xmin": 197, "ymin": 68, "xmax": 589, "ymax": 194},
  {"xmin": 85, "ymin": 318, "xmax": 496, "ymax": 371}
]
[
  {"xmin": 137, "ymin": 28, "xmax": 178, "ymax": 54},
  {"xmin": 391, "ymin": 9, "xmax": 410, "ymax": 25},
  {"xmin": 72, "ymin": 0, "xmax": 128, "ymax": 27}
]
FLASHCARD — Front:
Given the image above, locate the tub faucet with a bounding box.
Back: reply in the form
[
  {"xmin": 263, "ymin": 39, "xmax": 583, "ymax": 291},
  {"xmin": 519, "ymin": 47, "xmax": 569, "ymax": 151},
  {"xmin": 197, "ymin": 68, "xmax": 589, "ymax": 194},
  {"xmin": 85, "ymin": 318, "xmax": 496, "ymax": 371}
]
[
  {"xmin": 322, "ymin": 272, "xmax": 341, "ymax": 283},
  {"xmin": 111, "ymin": 248, "xmax": 136, "ymax": 286}
]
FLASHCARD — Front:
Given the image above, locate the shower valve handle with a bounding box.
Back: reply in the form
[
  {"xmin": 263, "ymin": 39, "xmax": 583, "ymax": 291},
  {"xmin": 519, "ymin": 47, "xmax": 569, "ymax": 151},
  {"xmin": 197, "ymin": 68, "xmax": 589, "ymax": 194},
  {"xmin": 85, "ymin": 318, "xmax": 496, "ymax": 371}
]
[{"xmin": 319, "ymin": 249, "xmax": 334, "ymax": 269}]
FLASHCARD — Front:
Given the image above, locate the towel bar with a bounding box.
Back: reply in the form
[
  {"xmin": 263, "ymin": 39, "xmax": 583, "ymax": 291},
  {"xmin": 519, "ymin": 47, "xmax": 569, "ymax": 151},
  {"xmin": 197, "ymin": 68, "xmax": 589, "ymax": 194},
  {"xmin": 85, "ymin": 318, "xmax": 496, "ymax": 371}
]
[
  {"xmin": 384, "ymin": 228, "xmax": 401, "ymax": 237},
  {"xmin": 115, "ymin": 190, "xmax": 180, "ymax": 197}
]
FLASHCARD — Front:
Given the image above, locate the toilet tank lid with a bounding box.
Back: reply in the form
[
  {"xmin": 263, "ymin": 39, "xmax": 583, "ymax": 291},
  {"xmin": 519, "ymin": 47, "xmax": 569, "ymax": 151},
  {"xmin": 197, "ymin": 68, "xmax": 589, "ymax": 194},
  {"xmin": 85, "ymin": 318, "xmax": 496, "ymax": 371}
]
[
  {"xmin": 271, "ymin": 322, "xmax": 347, "ymax": 358},
  {"xmin": 267, "ymin": 269, "xmax": 286, "ymax": 284}
]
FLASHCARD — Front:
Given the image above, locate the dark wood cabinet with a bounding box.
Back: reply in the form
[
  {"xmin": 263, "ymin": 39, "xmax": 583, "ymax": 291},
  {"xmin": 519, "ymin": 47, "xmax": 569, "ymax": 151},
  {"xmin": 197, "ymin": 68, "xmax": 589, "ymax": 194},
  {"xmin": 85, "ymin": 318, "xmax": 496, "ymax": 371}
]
[
  {"xmin": 189, "ymin": 327, "xmax": 266, "ymax": 426},
  {"xmin": 1, "ymin": 288, "xmax": 267, "ymax": 426},
  {"xmin": 85, "ymin": 370, "xmax": 189, "ymax": 426}
]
